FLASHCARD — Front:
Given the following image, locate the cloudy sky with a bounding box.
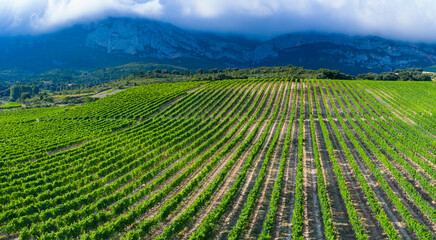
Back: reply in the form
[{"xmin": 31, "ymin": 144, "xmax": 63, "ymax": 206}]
[{"xmin": 1, "ymin": 0, "xmax": 436, "ymax": 42}]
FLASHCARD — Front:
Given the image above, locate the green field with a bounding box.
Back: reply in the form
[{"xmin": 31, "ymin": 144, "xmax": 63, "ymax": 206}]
[
  {"xmin": 0, "ymin": 79, "xmax": 435, "ymax": 240},
  {"xmin": 0, "ymin": 102, "xmax": 21, "ymax": 109}
]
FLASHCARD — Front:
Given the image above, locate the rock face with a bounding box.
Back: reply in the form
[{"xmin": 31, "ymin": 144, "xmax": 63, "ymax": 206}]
[
  {"xmin": 255, "ymin": 33, "xmax": 436, "ymax": 73},
  {"xmin": 86, "ymin": 19, "xmax": 201, "ymax": 57},
  {"xmin": 1, "ymin": 17, "xmax": 436, "ymax": 74},
  {"xmin": 85, "ymin": 18, "xmax": 254, "ymax": 62}
]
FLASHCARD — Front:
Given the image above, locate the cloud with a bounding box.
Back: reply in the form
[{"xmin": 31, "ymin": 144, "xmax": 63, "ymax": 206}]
[
  {"xmin": 0, "ymin": 0, "xmax": 163, "ymax": 34},
  {"xmin": 160, "ymin": 0, "xmax": 436, "ymax": 42},
  {"xmin": 0, "ymin": 0, "xmax": 436, "ymax": 42}
]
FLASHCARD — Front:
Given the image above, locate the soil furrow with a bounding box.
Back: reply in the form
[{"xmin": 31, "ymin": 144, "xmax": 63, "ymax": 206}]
[
  {"xmin": 331, "ymin": 83, "xmax": 417, "ymax": 239},
  {"xmin": 174, "ymin": 83, "xmax": 272, "ymax": 239},
  {"xmin": 244, "ymin": 81, "xmax": 290, "ymax": 239},
  {"xmin": 320, "ymin": 82, "xmax": 387, "ymax": 239},
  {"xmin": 140, "ymin": 108, "xmax": 263, "ymax": 239},
  {"xmin": 352, "ymin": 119, "xmax": 436, "ymax": 236},
  {"xmin": 111, "ymin": 84, "xmax": 264, "ymax": 239},
  {"xmin": 140, "ymin": 81, "xmax": 279, "ymax": 239},
  {"xmin": 334, "ymin": 84, "xmax": 436, "ymax": 235},
  {"xmin": 302, "ymin": 81, "xmax": 324, "ymax": 240},
  {"xmin": 211, "ymin": 82, "xmax": 283, "ymax": 240},
  {"xmin": 313, "ymin": 82, "xmax": 356, "ymax": 240},
  {"xmin": 267, "ymin": 81, "xmax": 296, "ymax": 240}
]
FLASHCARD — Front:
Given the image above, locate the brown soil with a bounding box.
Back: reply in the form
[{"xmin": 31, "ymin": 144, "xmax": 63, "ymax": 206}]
[
  {"xmin": 330, "ymin": 83, "xmax": 418, "ymax": 238},
  {"xmin": 211, "ymin": 82, "xmax": 282, "ymax": 240},
  {"xmin": 174, "ymin": 82, "xmax": 271, "ymax": 239},
  {"xmin": 353, "ymin": 117, "xmax": 436, "ymax": 236},
  {"xmin": 331, "ymin": 83, "xmax": 436, "ymax": 237},
  {"xmin": 313, "ymin": 82, "xmax": 356, "ymax": 240},
  {"xmin": 302, "ymin": 82, "xmax": 325, "ymax": 240},
  {"xmin": 124, "ymin": 81, "xmax": 278, "ymax": 239},
  {"xmin": 364, "ymin": 87, "xmax": 418, "ymax": 126},
  {"xmin": 122, "ymin": 85, "xmax": 265, "ymax": 233},
  {"xmin": 337, "ymin": 83, "xmax": 436, "ymax": 166},
  {"xmin": 244, "ymin": 81, "xmax": 290, "ymax": 239},
  {"xmin": 320, "ymin": 82, "xmax": 388, "ymax": 239},
  {"xmin": 269, "ymin": 81, "xmax": 298, "ymax": 240},
  {"xmin": 79, "ymin": 82, "xmax": 263, "ymax": 239},
  {"xmin": 333, "ymin": 84, "xmax": 436, "ymax": 220}
]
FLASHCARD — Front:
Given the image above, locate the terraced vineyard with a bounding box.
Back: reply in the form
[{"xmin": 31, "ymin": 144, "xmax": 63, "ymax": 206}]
[{"xmin": 1, "ymin": 79, "xmax": 435, "ymax": 240}]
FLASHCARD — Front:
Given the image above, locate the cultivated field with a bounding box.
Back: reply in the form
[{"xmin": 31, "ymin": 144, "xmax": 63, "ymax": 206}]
[{"xmin": 0, "ymin": 79, "xmax": 435, "ymax": 240}]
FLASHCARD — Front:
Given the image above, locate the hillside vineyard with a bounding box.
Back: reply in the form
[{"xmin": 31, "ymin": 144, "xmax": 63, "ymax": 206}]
[{"xmin": 0, "ymin": 79, "xmax": 435, "ymax": 240}]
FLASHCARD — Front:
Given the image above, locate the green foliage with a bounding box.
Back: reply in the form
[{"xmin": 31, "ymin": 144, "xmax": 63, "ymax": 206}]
[
  {"xmin": 357, "ymin": 68, "xmax": 432, "ymax": 81},
  {"xmin": 10, "ymin": 85, "xmax": 39, "ymax": 101},
  {"xmin": 0, "ymin": 79, "xmax": 434, "ymax": 240},
  {"xmin": 316, "ymin": 68, "xmax": 354, "ymax": 80},
  {"xmin": 0, "ymin": 102, "xmax": 21, "ymax": 109}
]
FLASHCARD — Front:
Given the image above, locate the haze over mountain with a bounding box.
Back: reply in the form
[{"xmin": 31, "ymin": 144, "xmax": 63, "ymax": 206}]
[
  {"xmin": 1, "ymin": 17, "xmax": 436, "ymax": 77},
  {"xmin": 1, "ymin": 1, "xmax": 436, "ymax": 78},
  {"xmin": 2, "ymin": 0, "xmax": 436, "ymax": 43}
]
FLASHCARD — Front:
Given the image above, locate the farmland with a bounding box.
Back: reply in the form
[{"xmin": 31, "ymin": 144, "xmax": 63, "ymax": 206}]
[{"xmin": 0, "ymin": 79, "xmax": 435, "ymax": 240}]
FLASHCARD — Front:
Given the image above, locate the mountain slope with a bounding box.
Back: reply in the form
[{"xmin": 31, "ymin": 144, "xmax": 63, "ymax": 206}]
[{"xmin": 1, "ymin": 17, "xmax": 436, "ymax": 75}]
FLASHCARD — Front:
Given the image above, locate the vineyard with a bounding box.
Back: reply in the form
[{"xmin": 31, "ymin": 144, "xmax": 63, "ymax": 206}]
[{"xmin": 0, "ymin": 79, "xmax": 435, "ymax": 240}]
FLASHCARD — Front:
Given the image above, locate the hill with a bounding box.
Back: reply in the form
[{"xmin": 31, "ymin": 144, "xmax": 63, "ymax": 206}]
[
  {"xmin": 1, "ymin": 18, "xmax": 436, "ymax": 79},
  {"xmin": 0, "ymin": 78, "xmax": 435, "ymax": 239},
  {"xmin": 424, "ymin": 65, "xmax": 436, "ymax": 72}
]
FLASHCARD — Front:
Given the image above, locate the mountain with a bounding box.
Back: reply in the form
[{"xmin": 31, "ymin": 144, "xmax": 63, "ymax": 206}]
[
  {"xmin": 1, "ymin": 17, "xmax": 436, "ymax": 76},
  {"xmin": 257, "ymin": 34, "xmax": 436, "ymax": 74}
]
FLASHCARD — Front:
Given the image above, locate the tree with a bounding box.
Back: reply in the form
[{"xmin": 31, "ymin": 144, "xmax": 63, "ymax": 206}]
[
  {"xmin": 356, "ymin": 73, "xmax": 377, "ymax": 80},
  {"xmin": 21, "ymin": 92, "xmax": 31, "ymax": 100},
  {"xmin": 215, "ymin": 73, "xmax": 231, "ymax": 80},
  {"xmin": 416, "ymin": 74, "xmax": 432, "ymax": 81},
  {"xmin": 209, "ymin": 68, "xmax": 221, "ymax": 74},
  {"xmin": 380, "ymin": 72, "xmax": 399, "ymax": 81},
  {"xmin": 31, "ymin": 86, "xmax": 40, "ymax": 95},
  {"xmin": 316, "ymin": 68, "xmax": 353, "ymax": 80},
  {"xmin": 85, "ymin": 96, "xmax": 97, "ymax": 103},
  {"xmin": 10, "ymin": 85, "xmax": 37, "ymax": 101},
  {"xmin": 398, "ymin": 71, "xmax": 413, "ymax": 81}
]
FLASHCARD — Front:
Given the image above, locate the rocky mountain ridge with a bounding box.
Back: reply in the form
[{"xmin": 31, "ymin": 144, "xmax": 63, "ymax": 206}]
[{"xmin": 1, "ymin": 17, "xmax": 436, "ymax": 75}]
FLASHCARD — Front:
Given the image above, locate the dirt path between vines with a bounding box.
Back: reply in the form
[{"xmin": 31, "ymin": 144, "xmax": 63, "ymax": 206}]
[
  {"xmin": 119, "ymin": 84, "xmax": 263, "ymax": 237},
  {"xmin": 244, "ymin": 81, "xmax": 290, "ymax": 239},
  {"xmin": 331, "ymin": 83, "xmax": 436, "ymax": 235},
  {"xmin": 337, "ymin": 83, "xmax": 436, "ymax": 171},
  {"xmin": 136, "ymin": 81, "xmax": 277, "ymax": 239},
  {"xmin": 363, "ymin": 87, "xmax": 418, "ymax": 127},
  {"xmin": 351, "ymin": 83, "xmax": 436, "ymax": 156},
  {"xmin": 268, "ymin": 81, "xmax": 297, "ymax": 240},
  {"xmin": 302, "ymin": 81, "xmax": 324, "ymax": 240},
  {"xmin": 320, "ymin": 82, "xmax": 387, "ymax": 239},
  {"xmin": 330, "ymin": 82, "xmax": 417, "ymax": 239},
  {"xmin": 313, "ymin": 82, "xmax": 356, "ymax": 240},
  {"xmin": 211, "ymin": 82, "xmax": 282, "ymax": 240},
  {"xmin": 332, "ymin": 82, "xmax": 436, "ymax": 237},
  {"xmin": 174, "ymin": 82, "xmax": 271, "ymax": 239}
]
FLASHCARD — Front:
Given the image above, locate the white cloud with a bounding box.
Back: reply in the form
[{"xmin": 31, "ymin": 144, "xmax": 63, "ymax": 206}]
[
  {"xmin": 1, "ymin": 0, "xmax": 436, "ymax": 42},
  {"xmin": 0, "ymin": 0, "xmax": 163, "ymax": 34},
  {"xmin": 161, "ymin": 0, "xmax": 436, "ymax": 42}
]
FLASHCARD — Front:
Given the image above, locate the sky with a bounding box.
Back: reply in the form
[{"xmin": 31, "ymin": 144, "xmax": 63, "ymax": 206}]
[{"xmin": 1, "ymin": 0, "xmax": 436, "ymax": 43}]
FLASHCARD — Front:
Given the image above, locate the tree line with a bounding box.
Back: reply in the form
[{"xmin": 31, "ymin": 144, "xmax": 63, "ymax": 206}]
[{"xmin": 356, "ymin": 68, "xmax": 432, "ymax": 81}]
